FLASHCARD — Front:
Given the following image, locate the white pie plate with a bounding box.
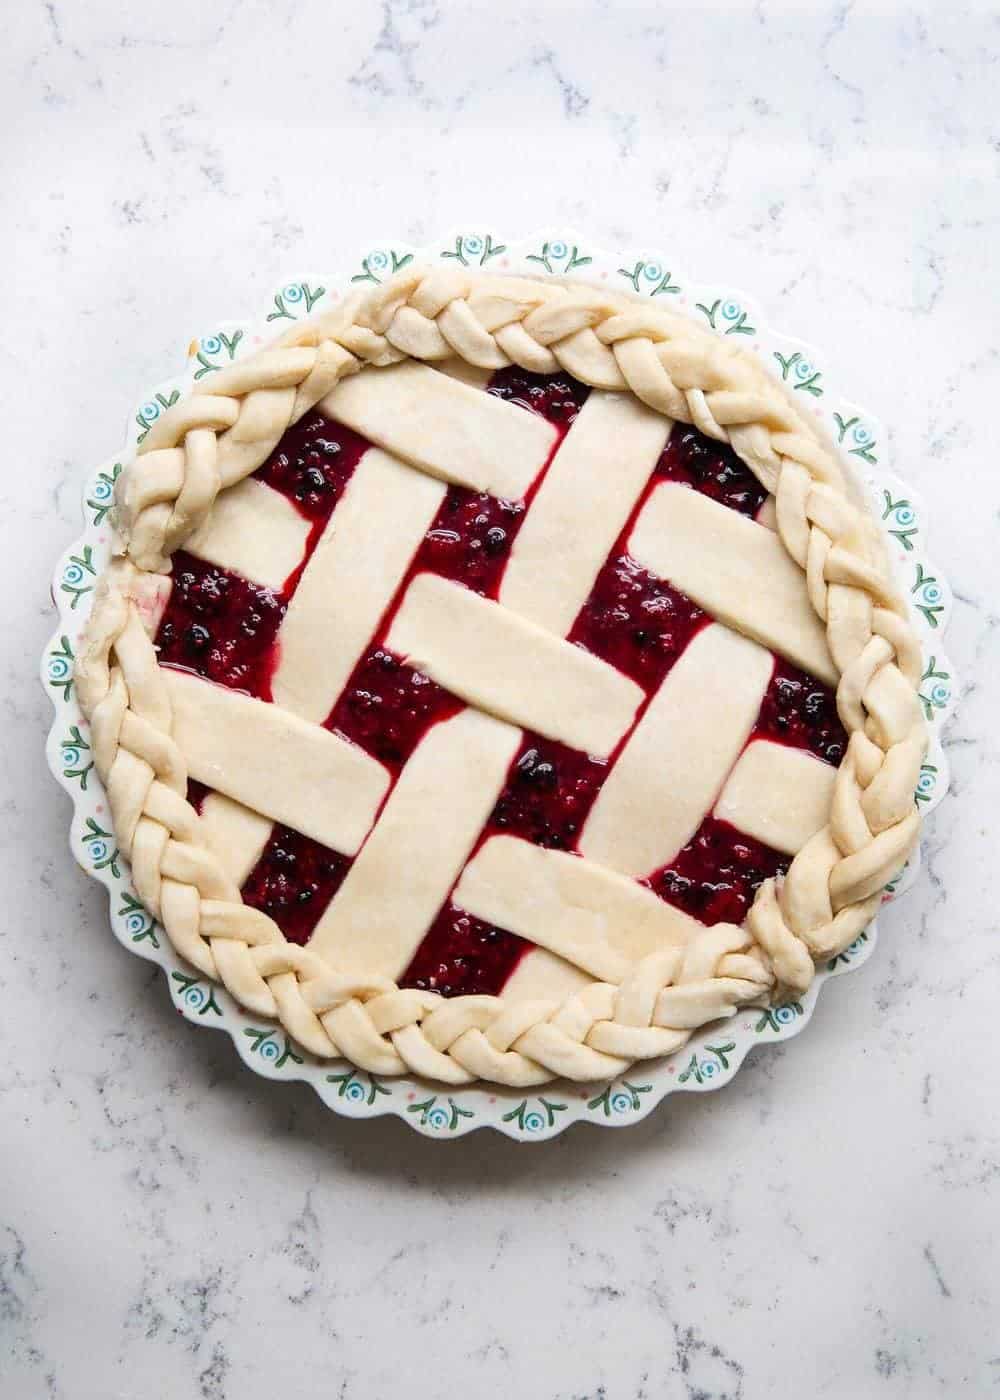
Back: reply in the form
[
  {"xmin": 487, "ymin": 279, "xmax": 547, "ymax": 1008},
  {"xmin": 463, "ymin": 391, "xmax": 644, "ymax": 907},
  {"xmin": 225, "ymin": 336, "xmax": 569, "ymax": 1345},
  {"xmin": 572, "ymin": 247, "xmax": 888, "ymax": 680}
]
[{"xmin": 42, "ymin": 229, "xmax": 958, "ymax": 1140}]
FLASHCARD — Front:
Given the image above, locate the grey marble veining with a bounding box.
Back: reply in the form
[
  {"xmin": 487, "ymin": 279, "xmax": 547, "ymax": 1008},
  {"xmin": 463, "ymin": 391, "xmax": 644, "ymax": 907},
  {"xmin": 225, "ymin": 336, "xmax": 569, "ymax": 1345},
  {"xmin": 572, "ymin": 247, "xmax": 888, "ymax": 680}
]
[{"xmin": 4, "ymin": 2, "xmax": 998, "ymax": 1397}]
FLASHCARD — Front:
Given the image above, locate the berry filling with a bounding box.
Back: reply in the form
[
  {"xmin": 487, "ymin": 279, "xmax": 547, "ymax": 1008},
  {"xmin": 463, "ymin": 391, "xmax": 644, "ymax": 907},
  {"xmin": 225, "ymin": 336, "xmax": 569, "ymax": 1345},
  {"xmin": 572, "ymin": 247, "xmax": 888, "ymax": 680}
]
[
  {"xmin": 325, "ymin": 646, "xmax": 462, "ymax": 776},
  {"xmin": 241, "ymin": 825, "xmax": 352, "ymax": 946},
  {"xmin": 253, "ymin": 412, "xmax": 369, "ymax": 527},
  {"xmin": 401, "ymin": 905, "xmax": 528, "ymax": 998},
  {"xmin": 487, "ymin": 365, "xmax": 590, "ymax": 426},
  {"xmin": 754, "ymin": 658, "xmax": 846, "ymax": 766},
  {"xmin": 569, "ymin": 557, "xmax": 709, "ymax": 693},
  {"xmin": 654, "ymin": 425, "xmax": 769, "ymax": 518},
  {"xmin": 161, "ymin": 367, "xmax": 843, "ymax": 1000},
  {"xmin": 185, "ymin": 778, "xmax": 211, "ymax": 814},
  {"xmin": 155, "ymin": 551, "xmax": 287, "ymax": 699},
  {"xmin": 408, "ymin": 488, "xmax": 526, "ymax": 600},
  {"xmin": 486, "ymin": 736, "xmax": 607, "ymax": 851},
  {"xmin": 645, "ymin": 816, "xmax": 789, "ymax": 927}
]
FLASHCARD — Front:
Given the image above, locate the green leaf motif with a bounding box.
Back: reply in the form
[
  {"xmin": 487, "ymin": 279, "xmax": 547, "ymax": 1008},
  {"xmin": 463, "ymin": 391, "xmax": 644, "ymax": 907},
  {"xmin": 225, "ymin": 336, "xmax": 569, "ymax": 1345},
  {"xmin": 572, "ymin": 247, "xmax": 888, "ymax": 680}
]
[
  {"xmin": 326, "ymin": 1069, "xmax": 390, "ymax": 1106},
  {"xmin": 833, "ymin": 412, "xmax": 878, "ymax": 462},
  {"xmin": 244, "ymin": 1027, "xmax": 304, "ymax": 1069},
  {"xmin": 755, "ymin": 1003, "xmax": 804, "ymax": 1034},
  {"xmin": 351, "ymin": 250, "xmax": 414, "ymax": 285},
  {"xmin": 61, "ymin": 725, "xmax": 93, "ymax": 789},
  {"xmin": 81, "ymin": 817, "xmax": 120, "ymax": 877},
  {"xmin": 911, "ymin": 563, "xmax": 945, "ymax": 628},
  {"xmin": 526, "ymin": 240, "xmax": 592, "ymax": 275},
  {"xmin": 48, "ymin": 635, "xmax": 75, "ymax": 701},
  {"xmin": 136, "ymin": 390, "xmax": 180, "ymax": 444},
  {"xmin": 501, "ymin": 1097, "xmax": 567, "ymax": 1131},
  {"xmin": 61, "ymin": 545, "xmax": 97, "ymax": 610},
  {"xmin": 266, "ymin": 282, "xmax": 326, "ymax": 322},
  {"xmin": 774, "ymin": 350, "xmax": 823, "ymax": 396},
  {"xmin": 677, "ymin": 1041, "xmax": 736, "ymax": 1085},
  {"xmin": 441, "ymin": 233, "xmax": 506, "ymax": 268},
  {"xmin": 193, "ymin": 329, "xmax": 244, "ymax": 380},
  {"xmin": 408, "ymin": 1095, "xmax": 474, "ymax": 1130},
  {"xmin": 917, "ymin": 656, "xmax": 951, "ymax": 723},
  {"xmin": 587, "ymin": 1080, "xmax": 652, "ymax": 1117},
  {"xmin": 695, "ymin": 299, "xmax": 754, "ymax": 335},
  {"xmin": 914, "ymin": 762, "xmax": 939, "ymax": 807},
  {"xmin": 171, "ymin": 970, "xmax": 222, "ymax": 1017},
  {"xmin": 87, "ymin": 463, "xmax": 122, "ymax": 525},
  {"xmin": 118, "ymin": 891, "xmax": 160, "ymax": 948},
  {"xmin": 618, "ymin": 260, "xmax": 680, "ymax": 296}
]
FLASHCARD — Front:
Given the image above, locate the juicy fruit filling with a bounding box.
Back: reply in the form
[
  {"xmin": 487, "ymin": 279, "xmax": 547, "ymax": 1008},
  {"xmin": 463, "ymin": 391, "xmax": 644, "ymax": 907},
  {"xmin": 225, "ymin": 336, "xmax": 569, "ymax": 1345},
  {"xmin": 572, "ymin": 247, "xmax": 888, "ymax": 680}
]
[
  {"xmin": 241, "ymin": 826, "xmax": 352, "ymax": 947},
  {"xmin": 157, "ymin": 368, "xmax": 843, "ymax": 997},
  {"xmin": 645, "ymin": 817, "xmax": 789, "ymax": 928}
]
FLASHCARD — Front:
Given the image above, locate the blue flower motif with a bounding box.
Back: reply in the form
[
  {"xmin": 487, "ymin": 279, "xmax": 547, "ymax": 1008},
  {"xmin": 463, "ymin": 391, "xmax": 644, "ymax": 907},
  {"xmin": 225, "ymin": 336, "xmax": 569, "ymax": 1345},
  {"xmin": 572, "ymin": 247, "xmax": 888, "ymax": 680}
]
[
  {"xmin": 721, "ymin": 300, "xmax": 741, "ymax": 321},
  {"xmin": 700, "ymin": 1060, "xmax": 718, "ymax": 1078},
  {"xmin": 368, "ymin": 250, "xmax": 389, "ymax": 271},
  {"xmin": 345, "ymin": 1080, "xmax": 366, "ymax": 1103},
  {"xmin": 201, "ymin": 335, "xmax": 223, "ymax": 355},
  {"xmin": 88, "ymin": 840, "xmax": 109, "ymax": 863},
  {"xmin": 916, "ymin": 770, "xmax": 936, "ymax": 796},
  {"xmin": 259, "ymin": 1039, "xmax": 280, "ymax": 1061},
  {"xmin": 610, "ymin": 1092, "xmax": 632, "ymax": 1114},
  {"xmin": 549, "ymin": 240, "xmax": 567, "ymax": 259},
  {"xmin": 642, "ymin": 261, "xmax": 663, "ymax": 281},
  {"xmin": 124, "ymin": 911, "xmax": 146, "ymax": 936},
  {"xmin": 62, "ymin": 746, "xmax": 82, "ymax": 767},
  {"xmin": 921, "ymin": 583, "xmax": 943, "ymax": 606},
  {"xmin": 794, "ymin": 359, "xmax": 814, "ymax": 380},
  {"xmin": 464, "ymin": 235, "xmax": 484, "ymax": 255},
  {"xmin": 63, "ymin": 563, "xmax": 85, "ymax": 586},
  {"xmin": 852, "ymin": 424, "xmax": 873, "ymax": 446},
  {"xmin": 893, "ymin": 505, "xmax": 916, "ymax": 527},
  {"xmin": 523, "ymin": 1110, "xmax": 545, "ymax": 1132},
  {"xmin": 48, "ymin": 657, "xmax": 70, "ymax": 681},
  {"xmin": 283, "ymin": 283, "xmax": 304, "ymax": 302},
  {"xmin": 929, "ymin": 681, "xmax": 950, "ymax": 706},
  {"xmin": 775, "ymin": 1005, "xmax": 796, "ymax": 1025},
  {"xmin": 140, "ymin": 401, "xmax": 160, "ymax": 422},
  {"xmin": 91, "ymin": 477, "xmax": 113, "ymax": 502},
  {"xmin": 183, "ymin": 986, "xmax": 205, "ymax": 1011},
  {"xmin": 427, "ymin": 1106, "xmax": 449, "ymax": 1130}
]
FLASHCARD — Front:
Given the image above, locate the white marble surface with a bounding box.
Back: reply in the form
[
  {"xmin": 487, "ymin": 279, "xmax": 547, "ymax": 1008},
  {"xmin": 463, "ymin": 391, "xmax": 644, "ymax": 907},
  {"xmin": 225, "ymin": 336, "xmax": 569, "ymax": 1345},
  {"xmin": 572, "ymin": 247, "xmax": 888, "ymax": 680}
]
[{"xmin": 4, "ymin": 2, "xmax": 997, "ymax": 1396}]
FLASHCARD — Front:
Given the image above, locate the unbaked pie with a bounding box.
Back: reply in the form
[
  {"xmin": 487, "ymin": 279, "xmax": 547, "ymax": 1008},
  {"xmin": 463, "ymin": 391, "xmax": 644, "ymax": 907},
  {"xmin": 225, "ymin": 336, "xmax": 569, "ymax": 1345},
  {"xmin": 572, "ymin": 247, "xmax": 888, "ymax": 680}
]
[{"xmin": 76, "ymin": 268, "xmax": 927, "ymax": 1087}]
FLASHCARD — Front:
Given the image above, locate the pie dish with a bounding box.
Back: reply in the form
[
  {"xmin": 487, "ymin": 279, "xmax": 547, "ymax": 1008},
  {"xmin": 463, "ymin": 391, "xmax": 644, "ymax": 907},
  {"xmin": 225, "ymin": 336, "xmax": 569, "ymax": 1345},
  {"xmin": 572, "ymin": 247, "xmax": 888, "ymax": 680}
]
[{"xmin": 70, "ymin": 261, "xmax": 930, "ymax": 1092}]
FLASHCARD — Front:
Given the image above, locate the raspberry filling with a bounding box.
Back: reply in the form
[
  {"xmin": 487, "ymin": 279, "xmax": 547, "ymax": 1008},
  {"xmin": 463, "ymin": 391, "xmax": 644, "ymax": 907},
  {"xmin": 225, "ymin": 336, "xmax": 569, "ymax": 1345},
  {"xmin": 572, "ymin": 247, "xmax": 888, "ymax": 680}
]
[
  {"xmin": 154, "ymin": 414, "xmax": 370, "ymax": 701},
  {"xmin": 654, "ymin": 424, "xmax": 769, "ymax": 518},
  {"xmin": 569, "ymin": 558, "xmax": 709, "ymax": 693},
  {"xmin": 487, "ymin": 365, "xmax": 590, "ymax": 426},
  {"xmin": 155, "ymin": 552, "xmax": 288, "ymax": 699},
  {"xmin": 755, "ymin": 658, "xmax": 846, "ymax": 766},
  {"xmin": 254, "ymin": 412, "xmax": 369, "ymax": 527},
  {"xmin": 325, "ymin": 647, "xmax": 462, "ymax": 777},
  {"xmin": 165, "ymin": 368, "xmax": 841, "ymax": 990},
  {"xmin": 402, "ymin": 906, "xmax": 528, "ymax": 999},
  {"xmin": 240, "ymin": 825, "xmax": 352, "ymax": 947},
  {"xmin": 645, "ymin": 816, "xmax": 789, "ymax": 927},
  {"xmin": 486, "ymin": 737, "xmax": 608, "ymax": 851}
]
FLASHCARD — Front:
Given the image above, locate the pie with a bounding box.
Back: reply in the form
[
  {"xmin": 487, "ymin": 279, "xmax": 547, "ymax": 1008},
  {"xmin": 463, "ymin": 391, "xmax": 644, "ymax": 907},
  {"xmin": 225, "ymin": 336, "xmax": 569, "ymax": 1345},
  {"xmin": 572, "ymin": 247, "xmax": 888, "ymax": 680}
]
[{"xmin": 75, "ymin": 267, "xmax": 928, "ymax": 1088}]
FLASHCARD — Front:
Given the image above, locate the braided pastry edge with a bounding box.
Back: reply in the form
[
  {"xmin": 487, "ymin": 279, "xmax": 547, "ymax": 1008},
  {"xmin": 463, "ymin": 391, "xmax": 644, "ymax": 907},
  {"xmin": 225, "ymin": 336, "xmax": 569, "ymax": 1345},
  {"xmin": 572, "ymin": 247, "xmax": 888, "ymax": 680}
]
[{"xmin": 73, "ymin": 267, "xmax": 926, "ymax": 1087}]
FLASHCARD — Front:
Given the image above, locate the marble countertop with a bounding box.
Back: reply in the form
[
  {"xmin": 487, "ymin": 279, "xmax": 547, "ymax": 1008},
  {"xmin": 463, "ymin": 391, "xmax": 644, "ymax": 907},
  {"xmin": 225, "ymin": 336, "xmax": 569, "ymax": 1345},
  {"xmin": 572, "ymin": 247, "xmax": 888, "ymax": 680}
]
[{"xmin": 5, "ymin": 2, "xmax": 997, "ymax": 1397}]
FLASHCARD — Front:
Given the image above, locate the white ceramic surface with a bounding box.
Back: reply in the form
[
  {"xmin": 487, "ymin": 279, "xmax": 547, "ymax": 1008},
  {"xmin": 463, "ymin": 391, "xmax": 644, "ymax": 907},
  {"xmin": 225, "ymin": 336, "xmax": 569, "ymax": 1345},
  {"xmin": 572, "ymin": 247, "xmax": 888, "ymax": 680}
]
[{"xmin": 8, "ymin": 3, "xmax": 996, "ymax": 1397}]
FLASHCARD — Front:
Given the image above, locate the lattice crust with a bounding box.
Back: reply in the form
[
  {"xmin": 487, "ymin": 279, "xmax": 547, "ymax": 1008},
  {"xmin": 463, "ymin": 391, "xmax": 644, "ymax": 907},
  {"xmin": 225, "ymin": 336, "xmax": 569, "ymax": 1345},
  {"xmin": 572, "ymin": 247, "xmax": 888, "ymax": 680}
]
[{"xmin": 75, "ymin": 267, "xmax": 927, "ymax": 1087}]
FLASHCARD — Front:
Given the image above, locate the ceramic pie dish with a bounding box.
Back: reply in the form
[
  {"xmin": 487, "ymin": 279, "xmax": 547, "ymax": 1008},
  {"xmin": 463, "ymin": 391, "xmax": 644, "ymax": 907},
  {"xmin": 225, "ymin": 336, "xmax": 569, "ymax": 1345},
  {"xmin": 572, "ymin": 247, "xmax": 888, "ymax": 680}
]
[{"xmin": 43, "ymin": 230, "xmax": 956, "ymax": 1138}]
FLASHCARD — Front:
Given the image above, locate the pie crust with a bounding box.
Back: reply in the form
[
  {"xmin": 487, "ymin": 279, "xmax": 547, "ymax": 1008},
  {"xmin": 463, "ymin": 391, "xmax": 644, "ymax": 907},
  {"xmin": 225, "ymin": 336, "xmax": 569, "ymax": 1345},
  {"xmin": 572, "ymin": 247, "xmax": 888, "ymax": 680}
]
[{"xmin": 74, "ymin": 267, "xmax": 927, "ymax": 1088}]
